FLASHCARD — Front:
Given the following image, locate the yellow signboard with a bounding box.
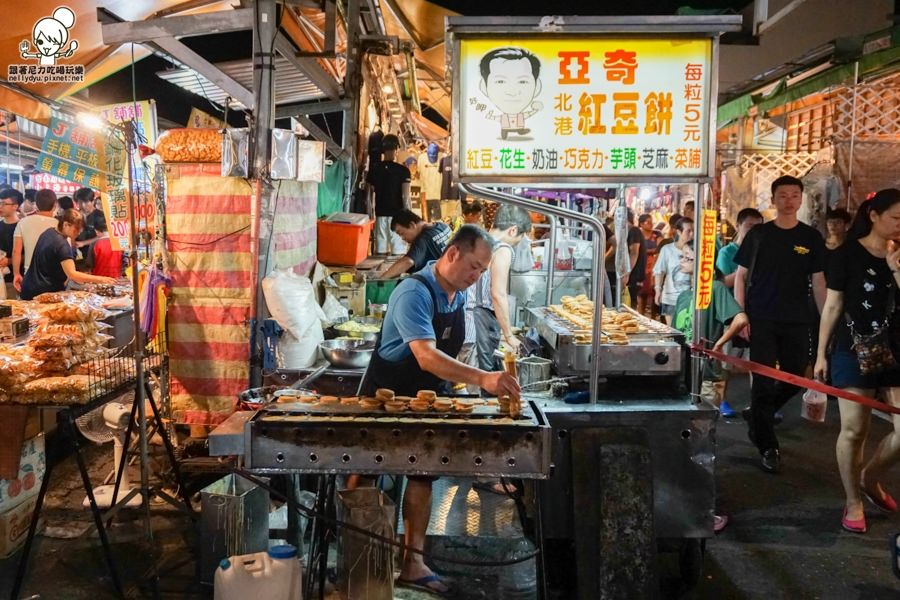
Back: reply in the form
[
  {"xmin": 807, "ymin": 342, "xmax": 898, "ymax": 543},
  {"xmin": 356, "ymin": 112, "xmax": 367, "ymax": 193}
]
[
  {"xmin": 695, "ymin": 209, "xmax": 718, "ymax": 310},
  {"xmin": 457, "ymin": 38, "xmax": 712, "ymax": 178}
]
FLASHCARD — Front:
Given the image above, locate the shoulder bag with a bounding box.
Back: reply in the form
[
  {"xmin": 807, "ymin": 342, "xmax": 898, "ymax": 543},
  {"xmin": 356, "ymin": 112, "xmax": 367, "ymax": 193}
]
[{"xmin": 845, "ymin": 282, "xmax": 897, "ymax": 375}]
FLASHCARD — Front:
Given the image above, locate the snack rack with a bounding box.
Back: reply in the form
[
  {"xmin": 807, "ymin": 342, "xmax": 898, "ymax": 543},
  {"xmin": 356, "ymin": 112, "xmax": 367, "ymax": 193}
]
[{"xmin": 9, "ymin": 329, "xmax": 191, "ymax": 600}]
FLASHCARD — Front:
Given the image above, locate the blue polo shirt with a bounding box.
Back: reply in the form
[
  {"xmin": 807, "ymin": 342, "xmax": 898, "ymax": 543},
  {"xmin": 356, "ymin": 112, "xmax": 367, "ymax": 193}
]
[{"xmin": 377, "ymin": 262, "xmax": 466, "ymax": 362}]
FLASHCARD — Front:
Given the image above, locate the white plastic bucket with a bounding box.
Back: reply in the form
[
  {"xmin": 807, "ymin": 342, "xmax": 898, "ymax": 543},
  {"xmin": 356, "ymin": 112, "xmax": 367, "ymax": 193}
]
[{"xmin": 214, "ymin": 545, "xmax": 302, "ymax": 600}]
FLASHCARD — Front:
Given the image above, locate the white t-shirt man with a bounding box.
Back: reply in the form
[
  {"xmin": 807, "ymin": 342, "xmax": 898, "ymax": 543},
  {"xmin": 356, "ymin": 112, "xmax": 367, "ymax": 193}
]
[
  {"xmin": 417, "ymin": 152, "xmax": 442, "ymax": 200},
  {"xmin": 14, "ymin": 215, "xmax": 58, "ymax": 272}
]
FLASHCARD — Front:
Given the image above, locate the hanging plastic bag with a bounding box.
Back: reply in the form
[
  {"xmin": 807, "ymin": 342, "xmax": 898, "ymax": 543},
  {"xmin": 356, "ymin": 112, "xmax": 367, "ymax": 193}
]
[
  {"xmin": 555, "ymin": 235, "xmax": 575, "ymax": 271},
  {"xmin": 801, "ymin": 389, "xmax": 827, "ymax": 423},
  {"xmin": 512, "ymin": 237, "xmax": 535, "ymax": 273}
]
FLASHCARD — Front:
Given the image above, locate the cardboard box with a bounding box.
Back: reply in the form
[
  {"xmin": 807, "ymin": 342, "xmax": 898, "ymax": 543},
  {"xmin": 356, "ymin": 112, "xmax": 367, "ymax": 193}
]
[
  {"xmin": 0, "ymin": 494, "xmax": 40, "ymax": 558},
  {"xmin": 0, "ymin": 434, "xmax": 45, "ymax": 515}
]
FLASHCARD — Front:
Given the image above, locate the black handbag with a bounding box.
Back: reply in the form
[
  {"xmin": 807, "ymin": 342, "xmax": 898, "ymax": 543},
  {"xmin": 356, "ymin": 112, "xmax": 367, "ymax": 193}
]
[{"xmin": 845, "ymin": 284, "xmax": 897, "ymax": 375}]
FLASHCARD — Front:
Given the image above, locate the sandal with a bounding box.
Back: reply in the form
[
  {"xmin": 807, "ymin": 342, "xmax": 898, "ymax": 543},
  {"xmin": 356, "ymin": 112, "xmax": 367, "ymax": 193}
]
[{"xmin": 397, "ymin": 574, "xmax": 451, "ymax": 597}]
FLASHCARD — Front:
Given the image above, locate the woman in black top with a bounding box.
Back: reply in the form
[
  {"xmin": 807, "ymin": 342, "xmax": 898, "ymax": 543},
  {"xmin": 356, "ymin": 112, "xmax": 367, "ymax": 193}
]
[
  {"xmin": 20, "ymin": 209, "xmax": 116, "ymax": 301},
  {"xmin": 815, "ymin": 189, "xmax": 900, "ymax": 534}
]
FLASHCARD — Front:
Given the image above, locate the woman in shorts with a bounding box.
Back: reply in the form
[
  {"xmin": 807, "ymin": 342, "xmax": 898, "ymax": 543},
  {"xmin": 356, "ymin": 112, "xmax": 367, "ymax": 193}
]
[{"xmin": 815, "ymin": 189, "xmax": 900, "ymax": 533}]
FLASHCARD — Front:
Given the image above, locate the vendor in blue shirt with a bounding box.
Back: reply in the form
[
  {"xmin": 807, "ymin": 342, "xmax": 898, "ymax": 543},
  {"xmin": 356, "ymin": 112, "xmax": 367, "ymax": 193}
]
[
  {"xmin": 20, "ymin": 209, "xmax": 116, "ymax": 301},
  {"xmin": 360, "ymin": 225, "xmax": 520, "ymax": 595}
]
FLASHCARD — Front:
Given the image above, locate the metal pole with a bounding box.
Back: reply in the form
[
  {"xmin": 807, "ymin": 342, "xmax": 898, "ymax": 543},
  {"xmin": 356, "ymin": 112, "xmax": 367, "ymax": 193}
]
[
  {"xmin": 460, "ymin": 183, "xmax": 606, "ymax": 403},
  {"xmin": 341, "ymin": 0, "xmax": 361, "ymax": 211},
  {"xmin": 4, "ymin": 119, "xmax": 9, "ymax": 186},
  {"xmin": 614, "ymin": 183, "xmax": 626, "ymax": 307},
  {"xmin": 124, "ymin": 121, "xmax": 152, "ymax": 539},
  {"xmin": 846, "ymin": 61, "xmax": 859, "ymax": 211},
  {"xmin": 250, "ymin": 0, "xmax": 277, "ymax": 387},
  {"xmin": 545, "ymin": 215, "xmax": 558, "ymax": 306},
  {"xmin": 689, "ymin": 182, "xmax": 704, "ymax": 404}
]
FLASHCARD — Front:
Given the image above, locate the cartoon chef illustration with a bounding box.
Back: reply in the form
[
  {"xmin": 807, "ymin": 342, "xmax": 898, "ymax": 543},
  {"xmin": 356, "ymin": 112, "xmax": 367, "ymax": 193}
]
[
  {"xmin": 20, "ymin": 6, "xmax": 79, "ymax": 66},
  {"xmin": 479, "ymin": 47, "xmax": 544, "ymax": 140}
]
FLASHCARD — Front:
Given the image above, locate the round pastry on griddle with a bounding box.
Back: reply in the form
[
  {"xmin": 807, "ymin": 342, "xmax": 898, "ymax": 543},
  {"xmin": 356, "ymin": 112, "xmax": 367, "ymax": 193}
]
[
  {"xmin": 409, "ymin": 401, "xmax": 430, "ymax": 412},
  {"xmin": 360, "ymin": 397, "xmax": 383, "ymax": 410},
  {"xmin": 416, "ymin": 390, "xmax": 437, "ymax": 403},
  {"xmin": 432, "ymin": 398, "xmax": 452, "ymax": 412},
  {"xmin": 384, "ymin": 401, "xmax": 406, "ymax": 413},
  {"xmin": 375, "ymin": 388, "xmax": 395, "ymax": 401}
]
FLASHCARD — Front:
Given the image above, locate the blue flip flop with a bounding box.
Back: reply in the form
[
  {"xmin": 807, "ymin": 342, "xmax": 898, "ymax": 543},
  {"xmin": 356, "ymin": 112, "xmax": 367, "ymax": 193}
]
[{"xmin": 396, "ymin": 574, "xmax": 451, "ymax": 597}]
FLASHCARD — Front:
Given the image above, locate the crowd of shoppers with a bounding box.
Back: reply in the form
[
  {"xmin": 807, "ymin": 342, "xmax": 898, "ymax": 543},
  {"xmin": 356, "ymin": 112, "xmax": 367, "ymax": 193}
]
[
  {"xmin": 619, "ymin": 176, "xmax": 899, "ymax": 534},
  {"xmin": 0, "ymin": 186, "xmax": 124, "ymax": 302}
]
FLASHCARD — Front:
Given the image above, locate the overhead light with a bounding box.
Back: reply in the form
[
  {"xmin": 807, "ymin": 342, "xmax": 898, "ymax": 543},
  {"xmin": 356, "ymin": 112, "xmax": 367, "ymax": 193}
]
[
  {"xmin": 0, "ymin": 163, "xmax": 24, "ymax": 171},
  {"xmin": 77, "ymin": 113, "xmax": 104, "ymax": 130},
  {"xmin": 382, "ymin": 84, "xmax": 393, "ymax": 94},
  {"xmin": 639, "ymin": 187, "xmax": 653, "ymax": 201}
]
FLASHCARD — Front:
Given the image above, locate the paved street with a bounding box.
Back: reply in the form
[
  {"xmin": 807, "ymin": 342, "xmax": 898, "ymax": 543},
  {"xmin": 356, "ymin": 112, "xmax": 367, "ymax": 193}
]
[
  {"xmin": 2, "ymin": 373, "xmax": 899, "ymax": 599},
  {"xmin": 690, "ymin": 374, "xmax": 900, "ymax": 599}
]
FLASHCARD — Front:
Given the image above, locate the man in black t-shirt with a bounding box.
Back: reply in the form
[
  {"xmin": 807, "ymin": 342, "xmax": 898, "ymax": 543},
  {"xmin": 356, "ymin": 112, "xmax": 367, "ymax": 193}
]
[
  {"xmin": 0, "ymin": 188, "xmax": 23, "ymax": 298},
  {"xmin": 367, "ymin": 134, "xmax": 411, "ymax": 255},
  {"xmin": 381, "ymin": 209, "xmax": 452, "ymax": 279},
  {"xmin": 733, "ymin": 175, "xmax": 827, "ymax": 473},
  {"xmin": 625, "ymin": 209, "xmax": 647, "ymax": 309},
  {"xmin": 74, "ymin": 187, "xmax": 102, "ymax": 247}
]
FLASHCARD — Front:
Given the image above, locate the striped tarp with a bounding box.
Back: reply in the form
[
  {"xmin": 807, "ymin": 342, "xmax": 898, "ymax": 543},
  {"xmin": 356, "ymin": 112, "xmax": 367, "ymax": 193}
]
[
  {"xmin": 165, "ymin": 163, "xmax": 254, "ymax": 425},
  {"xmin": 272, "ymin": 180, "xmax": 318, "ymax": 275}
]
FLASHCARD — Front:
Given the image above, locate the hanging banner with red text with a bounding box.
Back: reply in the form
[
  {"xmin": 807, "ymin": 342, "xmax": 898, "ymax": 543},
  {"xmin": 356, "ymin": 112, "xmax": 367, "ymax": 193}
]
[
  {"xmin": 457, "ymin": 38, "xmax": 712, "ymax": 178},
  {"xmin": 695, "ymin": 209, "xmax": 717, "ymax": 310}
]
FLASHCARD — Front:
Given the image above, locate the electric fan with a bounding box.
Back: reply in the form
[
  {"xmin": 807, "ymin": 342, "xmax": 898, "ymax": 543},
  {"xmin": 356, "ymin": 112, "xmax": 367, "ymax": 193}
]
[{"xmin": 75, "ymin": 401, "xmax": 142, "ymax": 509}]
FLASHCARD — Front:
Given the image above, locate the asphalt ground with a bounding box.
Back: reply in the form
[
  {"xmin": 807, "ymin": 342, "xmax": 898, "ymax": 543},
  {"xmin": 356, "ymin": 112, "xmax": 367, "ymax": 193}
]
[{"xmin": 2, "ymin": 372, "xmax": 899, "ymax": 599}]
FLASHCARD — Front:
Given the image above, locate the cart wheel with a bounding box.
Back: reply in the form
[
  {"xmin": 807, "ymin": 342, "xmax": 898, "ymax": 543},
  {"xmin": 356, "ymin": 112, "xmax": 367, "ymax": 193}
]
[
  {"xmin": 678, "ymin": 538, "xmax": 704, "ymax": 590},
  {"xmin": 501, "ymin": 129, "xmax": 508, "ymax": 140}
]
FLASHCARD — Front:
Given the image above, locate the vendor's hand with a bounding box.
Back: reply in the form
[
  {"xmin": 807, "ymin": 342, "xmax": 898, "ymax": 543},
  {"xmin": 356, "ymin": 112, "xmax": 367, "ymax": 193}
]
[
  {"xmin": 481, "ymin": 371, "xmax": 520, "ymax": 401},
  {"xmin": 620, "ymin": 272, "xmax": 630, "ymax": 286},
  {"xmin": 0, "ymin": 257, "xmax": 7, "ymax": 269},
  {"xmin": 13, "ymin": 273, "xmax": 22, "ymax": 292},
  {"xmin": 95, "ymin": 276, "xmax": 117, "ymax": 285},
  {"xmin": 504, "ymin": 335, "xmax": 522, "ymax": 352},
  {"xmin": 654, "ymin": 289, "xmax": 662, "ymax": 306},
  {"xmin": 813, "ymin": 355, "xmax": 828, "ymax": 382}
]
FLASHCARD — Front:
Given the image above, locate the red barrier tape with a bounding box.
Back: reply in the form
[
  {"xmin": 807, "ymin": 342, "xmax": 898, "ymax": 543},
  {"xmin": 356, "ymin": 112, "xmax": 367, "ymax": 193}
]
[{"xmin": 690, "ymin": 343, "xmax": 900, "ymax": 416}]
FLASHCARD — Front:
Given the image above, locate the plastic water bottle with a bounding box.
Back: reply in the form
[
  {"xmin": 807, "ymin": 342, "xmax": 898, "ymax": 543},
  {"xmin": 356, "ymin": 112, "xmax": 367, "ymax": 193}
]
[{"xmin": 498, "ymin": 538, "xmax": 537, "ymax": 600}]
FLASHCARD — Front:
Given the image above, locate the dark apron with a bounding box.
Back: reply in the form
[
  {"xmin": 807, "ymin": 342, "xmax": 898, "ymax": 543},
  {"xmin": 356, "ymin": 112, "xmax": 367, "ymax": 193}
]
[{"xmin": 360, "ymin": 274, "xmax": 466, "ymax": 396}]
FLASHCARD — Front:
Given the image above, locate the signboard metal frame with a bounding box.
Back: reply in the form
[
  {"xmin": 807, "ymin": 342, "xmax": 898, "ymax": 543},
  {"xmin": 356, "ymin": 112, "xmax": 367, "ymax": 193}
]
[{"xmin": 447, "ymin": 16, "xmax": 741, "ymax": 186}]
